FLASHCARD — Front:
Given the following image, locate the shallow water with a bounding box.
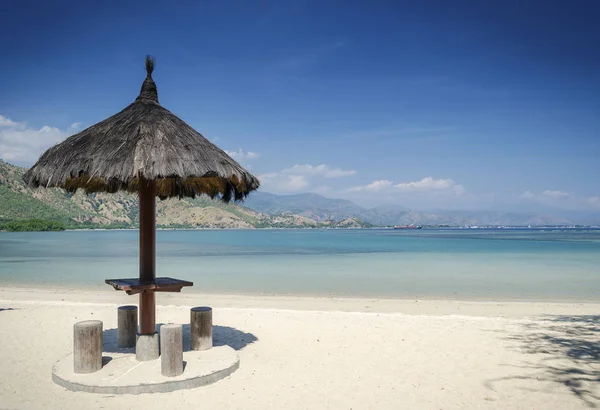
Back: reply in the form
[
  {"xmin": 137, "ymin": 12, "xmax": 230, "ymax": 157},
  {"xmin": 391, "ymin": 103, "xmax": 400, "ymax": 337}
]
[{"xmin": 0, "ymin": 228, "xmax": 599, "ymax": 301}]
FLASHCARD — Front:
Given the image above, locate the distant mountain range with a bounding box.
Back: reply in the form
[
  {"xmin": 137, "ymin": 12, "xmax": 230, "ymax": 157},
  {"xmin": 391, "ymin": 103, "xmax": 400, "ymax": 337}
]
[
  {"xmin": 1, "ymin": 160, "xmax": 598, "ymax": 228},
  {"xmin": 243, "ymin": 192, "xmax": 365, "ymax": 221},
  {"xmin": 245, "ymin": 191, "xmax": 600, "ymax": 227}
]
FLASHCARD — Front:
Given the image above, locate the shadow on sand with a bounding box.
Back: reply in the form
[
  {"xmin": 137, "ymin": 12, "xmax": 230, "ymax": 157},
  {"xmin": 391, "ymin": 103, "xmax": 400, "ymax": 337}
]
[
  {"xmin": 487, "ymin": 315, "xmax": 600, "ymax": 408},
  {"xmin": 101, "ymin": 323, "xmax": 258, "ymax": 354},
  {"xmin": 0, "ymin": 308, "xmax": 18, "ymax": 312}
]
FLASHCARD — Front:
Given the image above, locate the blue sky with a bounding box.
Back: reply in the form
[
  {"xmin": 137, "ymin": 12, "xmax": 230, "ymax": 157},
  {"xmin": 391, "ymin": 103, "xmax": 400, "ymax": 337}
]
[{"xmin": 1, "ymin": 0, "xmax": 599, "ymax": 211}]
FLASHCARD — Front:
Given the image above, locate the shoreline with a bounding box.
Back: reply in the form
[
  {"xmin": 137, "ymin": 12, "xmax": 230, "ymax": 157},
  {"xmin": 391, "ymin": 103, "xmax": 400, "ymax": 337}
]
[
  {"xmin": 2, "ymin": 285, "xmax": 599, "ymax": 317},
  {"xmin": 4, "ymin": 225, "xmax": 600, "ymax": 232}
]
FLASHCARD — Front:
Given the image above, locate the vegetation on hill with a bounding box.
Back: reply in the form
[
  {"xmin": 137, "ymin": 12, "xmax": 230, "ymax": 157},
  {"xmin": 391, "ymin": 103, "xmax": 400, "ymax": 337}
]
[
  {"xmin": 0, "ymin": 219, "xmax": 66, "ymax": 232},
  {"xmin": 0, "ymin": 184, "xmax": 74, "ymax": 223}
]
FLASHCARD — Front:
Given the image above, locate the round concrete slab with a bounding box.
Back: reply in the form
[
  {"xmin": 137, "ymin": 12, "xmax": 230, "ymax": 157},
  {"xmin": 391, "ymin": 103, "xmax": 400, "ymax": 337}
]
[{"xmin": 52, "ymin": 345, "xmax": 239, "ymax": 394}]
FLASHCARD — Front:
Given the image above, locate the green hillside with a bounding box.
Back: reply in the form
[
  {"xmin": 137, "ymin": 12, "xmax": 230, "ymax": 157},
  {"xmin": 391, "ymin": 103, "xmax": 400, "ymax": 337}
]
[
  {"xmin": 0, "ymin": 160, "xmax": 370, "ymax": 230},
  {"xmin": 0, "ymin": 184, "xmax": 74, "ymax": 223}
]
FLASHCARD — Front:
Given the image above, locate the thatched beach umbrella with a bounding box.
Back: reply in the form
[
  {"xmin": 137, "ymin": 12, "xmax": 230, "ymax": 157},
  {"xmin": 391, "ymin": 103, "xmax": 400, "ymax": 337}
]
[{"xmin": 24, "ymin": 56, "xmax": 260, "ymax": 339}]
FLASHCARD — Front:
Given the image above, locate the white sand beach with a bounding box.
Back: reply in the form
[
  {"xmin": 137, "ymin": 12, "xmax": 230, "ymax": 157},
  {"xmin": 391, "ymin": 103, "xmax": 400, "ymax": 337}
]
[{"xmin": 0, "ymin": 287, "xmax": 598, "ymax": 409}]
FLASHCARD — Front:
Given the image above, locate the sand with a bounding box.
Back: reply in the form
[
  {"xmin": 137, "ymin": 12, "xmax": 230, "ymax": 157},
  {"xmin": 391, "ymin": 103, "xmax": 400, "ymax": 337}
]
[{"xmin": 0, "ymin": 287, "xmax": 598, "ymax": 409}]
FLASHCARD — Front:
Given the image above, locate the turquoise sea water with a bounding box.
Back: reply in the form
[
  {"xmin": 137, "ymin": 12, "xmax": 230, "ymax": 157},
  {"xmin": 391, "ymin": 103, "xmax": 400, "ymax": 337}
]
[{"xmin": 0, "ymin": 229, "xmax": 599, "ymax": 301}]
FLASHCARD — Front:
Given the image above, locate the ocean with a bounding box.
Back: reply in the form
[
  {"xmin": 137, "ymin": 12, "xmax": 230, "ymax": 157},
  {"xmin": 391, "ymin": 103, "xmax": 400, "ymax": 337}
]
[{"xmin": 0, "ymin": 228, "xmax": 599, "ymax": 301}]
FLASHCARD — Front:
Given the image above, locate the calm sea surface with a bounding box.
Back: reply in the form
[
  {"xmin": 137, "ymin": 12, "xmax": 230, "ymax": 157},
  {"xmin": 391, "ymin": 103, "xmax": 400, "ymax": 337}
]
[{"xmin": 0, "ymin": 228, "xmax": 599, "ymax": 301}]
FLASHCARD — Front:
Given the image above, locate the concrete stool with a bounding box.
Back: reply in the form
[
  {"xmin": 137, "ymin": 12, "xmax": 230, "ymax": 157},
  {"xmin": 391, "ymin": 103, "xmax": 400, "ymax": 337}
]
[
  {"xmin": 160, "ymin": 324, "xmax": 183, "ymax": 377},
  {"xmin": 118, "ymin": 305, "xmax": 137, "ymax": 348},
  {"xmin": 190, "ymin": 307, "xmax": 212, "ymax": 351},
  {"xmin": 74, "ymin": 320, "xmax": 103, "ymax": 374}
]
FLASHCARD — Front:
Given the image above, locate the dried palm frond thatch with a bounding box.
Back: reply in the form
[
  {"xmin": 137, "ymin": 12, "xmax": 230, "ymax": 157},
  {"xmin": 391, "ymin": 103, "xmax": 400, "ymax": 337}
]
[{"xmin": 23, "ymin": 56, "xmax": 259, "ymax": 202}]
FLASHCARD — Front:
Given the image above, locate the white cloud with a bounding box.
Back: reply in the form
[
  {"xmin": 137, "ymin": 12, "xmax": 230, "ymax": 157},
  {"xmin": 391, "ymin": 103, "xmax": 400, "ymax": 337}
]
[
  {"xmin": 225, "ymin": 149, "xmax": 260, "ymax": 162},
  {"xmin": 69, "ymin": 122, "xmax": 82, "ymax": 131},
  {"xmin": 259, "ymin": 172, "xmax": 309, "ymax": 192},
  {"xmin": 0, "ymin": 115, "xmax": 19, "ymax": 128},
  {"xmin": 521, "ymin": 190, "xmax": 535, "ymax": 199},
  {"xmin": 395, "ymin": 177, "xmax": 465, "ymax": 194},
  {"xmin": 258, "ymin": 163, "xmax": 355, "ymax": 193},
  {"xmin": 522, "ymin": 190, "xmax": 572, "ymax": 201},
  {"xmin": 282, "ymin": 164, "xmax": 356, "ymax": 178},
  {"xmin": 348, "ymin": 177, "xmax": 465, "ymax": 195},
  {"xmin": 286, "ymin": 175, "xmax": 309, "ymax": 191},
  {"xmin": 541, "ymin": 190, "xmax": 571, "ymax": 199},
  {"xmin": 347, "ymin": 180, "xmax": 393, "ymax": 192},
  {"xmin": 0, "ymin": 115, "xmax": 81, "ymax": 166}
]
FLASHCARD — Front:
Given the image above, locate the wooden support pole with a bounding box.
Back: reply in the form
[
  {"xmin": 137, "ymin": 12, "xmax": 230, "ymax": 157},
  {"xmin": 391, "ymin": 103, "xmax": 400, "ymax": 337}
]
[
  {"xmin": 139, "ymin": 177, "xmax": 156, "ymax": 335},
  {"xmin": 190, "ymin": 307, "xmax": 213, "ymax": 351},
  {"xmin": 118, "ymin": 305, "xmax": 138, "ymax": 348},
  {"xmin": 138, "ymin": 290, "xmax": 155, "ymax": 335},
  {"xmin": 74, "ymin": 320, "xmax": 103, "ymax": 374},
  {"xmin": 160, "ymin": 324, "xmax": 183, "ymax": 377}
]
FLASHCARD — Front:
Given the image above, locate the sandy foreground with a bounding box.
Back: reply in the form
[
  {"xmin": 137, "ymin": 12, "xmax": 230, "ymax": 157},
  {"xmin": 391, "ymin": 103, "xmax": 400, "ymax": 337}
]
[{"xmin": 0, "ymin": 288, "xmax": 599, "ymax": 409}]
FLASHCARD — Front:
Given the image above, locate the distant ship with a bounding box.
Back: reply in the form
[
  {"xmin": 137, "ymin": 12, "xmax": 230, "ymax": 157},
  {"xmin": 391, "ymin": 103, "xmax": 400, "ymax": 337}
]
[{"xmin": 394, "ymin": 225, "xmax": 422, "ymax": 229}]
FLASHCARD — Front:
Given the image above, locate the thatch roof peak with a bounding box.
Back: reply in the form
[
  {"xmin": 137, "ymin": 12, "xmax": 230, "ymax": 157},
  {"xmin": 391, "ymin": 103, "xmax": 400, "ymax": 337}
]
[
  {"xmin": 136, "ymin": 56, "xmax": 158, "ymax": 103},
  {"xmin": 23, "ymin": 56, "xmax": 260, "ymax": 202}
]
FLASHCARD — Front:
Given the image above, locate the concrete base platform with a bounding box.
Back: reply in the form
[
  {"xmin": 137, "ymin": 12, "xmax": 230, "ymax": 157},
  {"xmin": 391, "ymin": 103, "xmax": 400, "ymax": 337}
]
[
  {"xmin": 52, "ymin": 345, "xmax": 239, "ymax": 394},
  {"xmin": 136, "ymin": 332, "xmax": 159, "ymax": 361}
]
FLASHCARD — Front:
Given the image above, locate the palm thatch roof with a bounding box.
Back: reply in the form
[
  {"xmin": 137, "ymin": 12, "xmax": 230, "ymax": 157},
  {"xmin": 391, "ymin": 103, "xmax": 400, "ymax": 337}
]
[{"xmin": 23, "ymin": 56, "xmax": 259, "ymax": 202}]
